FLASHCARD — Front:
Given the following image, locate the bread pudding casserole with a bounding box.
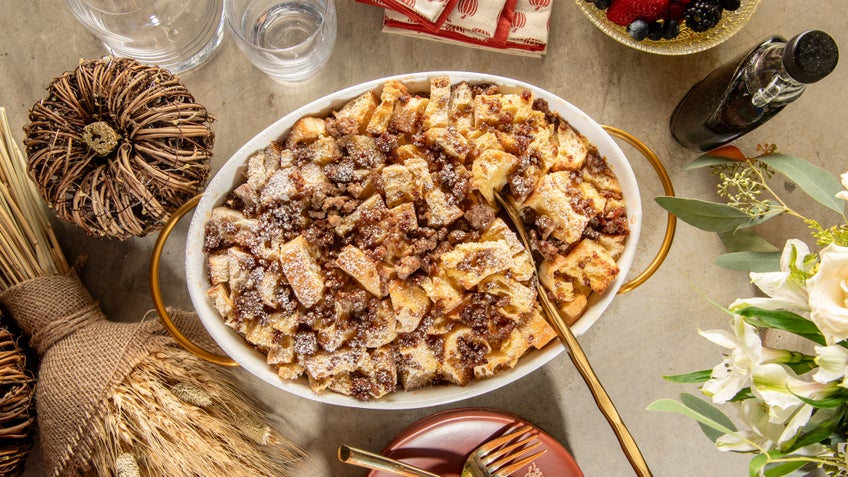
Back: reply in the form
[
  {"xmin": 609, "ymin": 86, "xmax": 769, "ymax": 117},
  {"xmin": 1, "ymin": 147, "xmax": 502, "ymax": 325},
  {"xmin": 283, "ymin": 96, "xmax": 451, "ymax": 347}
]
[{"xmin": 202, "ymin": 77, "xmax": 629, "ymax": 400}]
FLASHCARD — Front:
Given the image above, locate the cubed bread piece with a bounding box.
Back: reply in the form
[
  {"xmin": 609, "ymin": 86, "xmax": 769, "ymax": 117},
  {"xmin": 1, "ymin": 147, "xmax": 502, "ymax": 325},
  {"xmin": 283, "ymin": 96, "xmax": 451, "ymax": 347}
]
[
  {"xmin": 424, "ymin": 188, "xmax": 463, "ymax": 227},
  {"xmin": 276, "ymin": 363, "xmax": 305, "ymax": 380},
  {"xmin": 340, "ymin": 134, "xmax": 386, "ymax": 169},
  {"xmin": 381, "ymin": 164, "xmax": 415, "ymax": 207},
  {"xmin": 473, "ymin": 94, "xmax": 507, "ymax": 127},
  {"xmin": 449, "ymin": 81, "xmax": 474, "ymax": 135},
  {"xmin": 467, "ymin": 130, "xmax": 504, "ymax": 160},
  {"xmin": 551, "ymin": 122, "xmax": 588, "ymax": 172},
  {"xmin": 258, "ymin": 270, "xmax": 282, "ymax": 308},
  {"xmin": 597, "ymin": 233, "xmax": 626, "ymax": 260},
  {"xmin": 393, "ymin": 144, "xmax": 428, "ymax": 162},
  {"xmin": 278, "ymin": 235, "xmax": 325, "ymax": 308},
  {"xmin": 560, "ymin": 239, "xmax": 620, "ymax": 293},
  {"xmin": 304, "ymin": 136, "xmax": 341, "ymax": 165},
  {"xmin": 267, "ymin": 335, "xmax": 296, "ymax": 365},
  {"xmin": 337, "ymin": 245, "xmax": 385, "ymax": 297},
  {"xmin": 423, "ymin": 76, "xmax": 450, "ymax": 129},
  {"xmin": 333, "ymin": 91, "xmax": 378, "ymax": 133},
  {"xmin": 404, "ymin": 157, "xmax": 435, "ymax": 197},
  {"xmin": 207, "ymin": 207, "xmax": 260, "ymax": 248},
  {"xmin": 523, "ymin": 172, "xmax": 590, "ymax": 245},
  {"xmin": 226, "ymin": 247, "xmax": 256, "ymax": 293},
  {"xmin": 260, "ymin": 167, "xmax": 298, "ymax": 204},
  {"xmin": 422, "ymin": 127, "xmax": 469, "ymax": 161},
  {"xmin": 389, "ymin": 279, "xmax": 431, "ymax": 333},
  {"xmin": 419, "ymin": 271, "xmax": 463, "ymax": 314},
  {"xmin": 367, "ymin": 80, "xmax": 408, "ymax": 135},
  {"xmin": 501, "ymin": 92, "xmax": 535, "ymax": 123},
  {"xmin": 336, "ymin": 194, "xmax": 387, "ymax": 236},
  {"xmin": 397, "ymin": 338, "xmax": 440, "ymax": 390},
  {"xmin": 244, "ymin": 319, "xmax": 276, "ymax": 349},
  {"xmin": 356, "ymin": 300, "xmax": 398, "ymax": 348},
  {"xmin": 246, "ymin": 149, "xmax": 281, "ymax": 191},
  {"xmin": 268, "ymin": 311, "xmax": 299, "ymax": 334},
  {"xmin": 478, "ymin": 274, "xmax": 537, "ymax": 318},
  {"xmin": 391, "ymin": 95, "xmax": 429, "ymax": 133},
  {"xmin": 286, "ymin": 117, "xmax": 327, "ymax": 147},
  {"xmin": 440, "ymin": 240, "xmax": 514, "ymax": 289},
  {"xmin": 441, "ymin": 326, "xmax": 490, "ymax": 386},
  {"xmin": 471, "ymin": 149, "xmax": 518, "ymax": 204},
  {"xmin": 207, "ymin": 283, "xmax": 233, "ymax": 318},
  {"xmin": 207, "ymin": 253, "xmax": 230, "ymax": 285}
]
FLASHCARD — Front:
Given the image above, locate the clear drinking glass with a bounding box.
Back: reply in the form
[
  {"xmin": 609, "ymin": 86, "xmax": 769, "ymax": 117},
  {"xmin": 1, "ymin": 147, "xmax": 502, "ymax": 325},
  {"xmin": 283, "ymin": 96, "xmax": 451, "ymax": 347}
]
[
  {"xmin": 65, "ymin": 0, "xmax": 225, "ymax": 74},
  {"xmin": 225, "ymin": 0, "xmax": 337, "ymax": 83}
]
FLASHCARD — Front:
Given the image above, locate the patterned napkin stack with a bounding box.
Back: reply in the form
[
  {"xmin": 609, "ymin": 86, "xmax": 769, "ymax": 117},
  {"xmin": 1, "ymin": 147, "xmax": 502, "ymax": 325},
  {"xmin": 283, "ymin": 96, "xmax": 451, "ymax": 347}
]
[{"xmin": 357, "ymin": 0, "xmax": 553, "ymax": 57}]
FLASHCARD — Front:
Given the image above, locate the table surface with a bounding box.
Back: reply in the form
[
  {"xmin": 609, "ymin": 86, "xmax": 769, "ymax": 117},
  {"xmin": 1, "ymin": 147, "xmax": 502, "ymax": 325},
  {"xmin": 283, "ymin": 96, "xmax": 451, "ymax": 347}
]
[{"xmin": 2, "ymin": 1, "xmax": 846, "ymax": 476}]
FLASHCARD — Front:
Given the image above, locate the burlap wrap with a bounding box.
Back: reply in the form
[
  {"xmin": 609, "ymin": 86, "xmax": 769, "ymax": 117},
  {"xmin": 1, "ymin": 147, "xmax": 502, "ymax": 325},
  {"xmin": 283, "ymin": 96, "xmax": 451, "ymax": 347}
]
[{"xmin": 0, "ymin": 274, "xmax": 215, "ymax": 476}]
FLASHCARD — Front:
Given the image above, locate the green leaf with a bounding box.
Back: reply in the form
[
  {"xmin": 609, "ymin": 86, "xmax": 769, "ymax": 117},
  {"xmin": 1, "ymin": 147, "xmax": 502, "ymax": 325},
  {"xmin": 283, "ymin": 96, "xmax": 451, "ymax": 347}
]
[
  {"xmin": 763, "ymin": 460, "xmax": 806, "ymax": 477},
  {"xmin": 647, "ymin": 394, "xmax": 738, "ymax": 443},
  {"xmin": 663, "ymin": 369, "xmax": 711, "ymax": 384},
  {"xmin": 655, "ymin": 197, "xmax": 771, "ymax": 232},
  {"xmin": 718, "ymin": 229, "xmax": 781, "ymax": 253},
  {"xmin": 735, "ymin": 307, "xmax": 826, "ymax": 345},
  {"xmin": 760, "ymin": 154, "xmax": 846, "ymax": 214},
  {"xmin": 714, "ymin": 251, "xmax": 782, "ymax": 272},
  {"xmin": 680, "ymin": 393, "xmax": 739, "ymax": 442},
  {"xmin": 788, "ymin": 407, "xmax": 845, "ymax": 452},
  {"xmin": 794, "ymin": 389, "xmax": 848, "ymax": 409}
]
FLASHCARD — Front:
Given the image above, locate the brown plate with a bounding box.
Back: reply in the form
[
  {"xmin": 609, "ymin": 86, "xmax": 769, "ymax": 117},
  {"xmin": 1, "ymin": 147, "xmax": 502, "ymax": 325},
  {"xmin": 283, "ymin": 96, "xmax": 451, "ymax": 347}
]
[{"xmin": 368, "ymin": 408, "xmax": 583, "ymax": 477}]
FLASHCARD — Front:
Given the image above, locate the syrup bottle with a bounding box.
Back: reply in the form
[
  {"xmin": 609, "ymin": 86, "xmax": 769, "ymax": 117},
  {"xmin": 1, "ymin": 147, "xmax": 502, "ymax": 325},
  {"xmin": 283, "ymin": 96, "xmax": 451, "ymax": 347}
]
[{"xmin": 670, "ymin": 30, "xmax": 839, "ymax": 151}]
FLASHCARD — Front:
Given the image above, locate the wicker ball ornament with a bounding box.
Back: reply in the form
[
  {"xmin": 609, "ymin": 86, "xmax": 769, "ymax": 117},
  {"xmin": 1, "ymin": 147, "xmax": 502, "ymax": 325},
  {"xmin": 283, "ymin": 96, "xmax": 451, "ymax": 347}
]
[{"xmin": 24, "ymin": 57, "xmax": 214, "ymax": 240}]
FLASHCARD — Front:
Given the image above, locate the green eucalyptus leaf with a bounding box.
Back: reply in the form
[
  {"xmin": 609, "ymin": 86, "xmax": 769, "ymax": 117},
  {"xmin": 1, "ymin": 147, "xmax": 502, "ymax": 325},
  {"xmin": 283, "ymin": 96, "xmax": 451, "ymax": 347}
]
[
  {"xmin": 749, "ymin": 453, "xmax": 768, "ymax": 477},
  {"xmin": 655, "ymin": 197, "xmax": 761, "ymax": 232},
  {"xmin": 680, "ymin": 393, "xmax": 739, "ymax": 442},
  {"xmin": 663, "ymin": 370, "xmax": 711, "ymax": 383},
  {"xmin": 648, "ymin": 394, "xmax": 738, "ymax": 444},
  {"xmin": 788, "ymin": 407, "xmax": 845, "ymax": 452},
  {"xmin": 718, "ymin": 229, "xmax": 781, "ymax": 253},
  {"xmin": 714, "ymin": 251, "xmax": 782, "ymax": 272},
  {"xmin": 686, "ymin": 155, "xmax": 738, "ymax": 170},
  {"xmin": 760, "ymin": 154, "xmax": 846, "ymax": 214}
]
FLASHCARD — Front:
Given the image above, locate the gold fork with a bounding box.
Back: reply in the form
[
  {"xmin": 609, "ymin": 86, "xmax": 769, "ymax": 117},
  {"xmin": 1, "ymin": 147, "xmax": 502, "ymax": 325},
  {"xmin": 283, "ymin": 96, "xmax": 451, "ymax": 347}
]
[
  {"xmin": 493, "ymin": 190, "xmax": 652, "ymax": 477},
  {"xmin": 460, "ymin": 425, "xmax": 546, "ymax": 477}
]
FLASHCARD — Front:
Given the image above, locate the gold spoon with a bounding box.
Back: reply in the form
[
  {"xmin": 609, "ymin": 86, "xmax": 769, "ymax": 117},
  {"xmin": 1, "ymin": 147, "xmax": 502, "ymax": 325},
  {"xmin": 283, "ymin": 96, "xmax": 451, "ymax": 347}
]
[
  {"xmin": 338, "ymin": 445, "xmax": 442, "ymax": 477},
  {"xmin": 493, "ymin": 190, "xmax": 652, "ymax": 477}
]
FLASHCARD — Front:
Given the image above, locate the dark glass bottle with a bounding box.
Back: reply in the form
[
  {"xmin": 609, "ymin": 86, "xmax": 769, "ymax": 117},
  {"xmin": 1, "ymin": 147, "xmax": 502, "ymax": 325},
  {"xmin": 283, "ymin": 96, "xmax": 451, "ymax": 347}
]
[{"xmin": 670, "ymin": 30, "xmax": 839, "ymax": 151}]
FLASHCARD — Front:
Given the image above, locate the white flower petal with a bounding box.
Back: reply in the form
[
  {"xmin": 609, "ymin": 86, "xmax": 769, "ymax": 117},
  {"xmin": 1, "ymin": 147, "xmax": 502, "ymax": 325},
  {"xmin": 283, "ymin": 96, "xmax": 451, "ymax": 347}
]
[
  {"xmin": 715, "ymin": 432, "xmax": 761, "ymax": 452},
  {"xmin": 698, "ymin": 328, "xmax": 738, "ymax": 349},
  {"xmin": 807, "ymin": 244, "xmax": 848, "ymax": 344},
  {"xmin": 777, "ymin": 404, "xmax": 813, "ymax": 445},
  {"xmin": 813, "ymin": 345, "xmax": 848, "ymax": 384},
  {"xmin": 779, "ymin": 239, "xmax": 810, "ymax": 272}
]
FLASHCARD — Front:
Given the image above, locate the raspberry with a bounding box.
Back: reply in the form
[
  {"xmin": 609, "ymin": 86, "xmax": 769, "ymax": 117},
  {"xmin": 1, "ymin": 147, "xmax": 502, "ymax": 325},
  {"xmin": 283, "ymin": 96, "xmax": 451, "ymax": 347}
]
[{"xmin": 606, "ymin": 0, "xmax": 671, "ymax": 26}]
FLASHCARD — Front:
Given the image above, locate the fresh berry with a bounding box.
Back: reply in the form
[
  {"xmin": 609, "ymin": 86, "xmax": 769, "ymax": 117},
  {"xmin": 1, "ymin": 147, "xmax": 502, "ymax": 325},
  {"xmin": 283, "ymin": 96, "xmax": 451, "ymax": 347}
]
[
  {"xmin": 594, "ymin": 0, "xmax": 611, "ymax": 9},
  {"xmin": 720, "ymin": 0, "xmax": 741, "ymax": 10},
  {"xmin": 667, "ymin": 2, "xmax": 686, "ymax": 20},
  {"xmin": 626, "ymin": 19, "xmax": 650, "ymax": 41},
  {"xmin": 683, "ymin": 0, "xmax": 723, "ymax": 32},
  {"xmin": 647, "ymin": 21, "xmax": 665, "ymax": 40},
  {"xmin": 663, "ymin": 19, "xmax": 681, "ymax": 39},
  {"xmin": 607, "ymin": 0, "xmax": 671, "ymax": 26}
]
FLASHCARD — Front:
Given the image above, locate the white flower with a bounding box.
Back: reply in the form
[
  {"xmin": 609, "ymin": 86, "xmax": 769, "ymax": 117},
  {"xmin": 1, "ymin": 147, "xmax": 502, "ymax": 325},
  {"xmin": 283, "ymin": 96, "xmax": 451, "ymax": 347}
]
[
  {"xmin": 752, "ymin": 363, "xmax": 838, "ymax": 423},
  {"xmin": 814, "ymin": 344, "xmax": 848, "ymax": 387},
  {"xmin": 730, "ymin": 239, "xmax": 811, "ymax": 313},
  {"xmin": 837, "ymin": 171, "xmax": 848, "ymax": 201},
  {"xmin": 699, "ymin": 316, "xmax": 793, "ymax": 404},
  {"xmin": 807, "ymin": 244, "xmax": 848, "ymax": 344}
]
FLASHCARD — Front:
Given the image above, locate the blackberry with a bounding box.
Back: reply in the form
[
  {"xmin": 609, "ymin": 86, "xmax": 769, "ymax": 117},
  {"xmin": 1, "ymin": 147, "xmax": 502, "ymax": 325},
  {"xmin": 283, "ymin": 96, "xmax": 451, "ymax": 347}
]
[
  {"xmin": 684, "ymin": 0, "xmax": 723, "ymax": 32},
  {"xmin": 721, "ymin": 0, "xmax": 741, "ymax": 10}
]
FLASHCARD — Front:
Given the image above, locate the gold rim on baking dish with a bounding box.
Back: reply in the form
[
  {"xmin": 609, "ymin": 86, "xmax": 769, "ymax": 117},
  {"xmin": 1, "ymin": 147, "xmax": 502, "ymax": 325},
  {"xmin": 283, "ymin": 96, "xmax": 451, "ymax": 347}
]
[{"xmin": 149, "ymin": 125, "xmax": 676, "ymax": 367}]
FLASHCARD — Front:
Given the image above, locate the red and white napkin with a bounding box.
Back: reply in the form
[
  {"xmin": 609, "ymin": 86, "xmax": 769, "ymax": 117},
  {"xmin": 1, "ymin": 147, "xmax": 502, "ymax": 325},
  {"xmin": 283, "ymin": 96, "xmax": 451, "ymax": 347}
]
[{"xmin": 357, "ymin": 0, "xmax": 552, "ymax": 57}]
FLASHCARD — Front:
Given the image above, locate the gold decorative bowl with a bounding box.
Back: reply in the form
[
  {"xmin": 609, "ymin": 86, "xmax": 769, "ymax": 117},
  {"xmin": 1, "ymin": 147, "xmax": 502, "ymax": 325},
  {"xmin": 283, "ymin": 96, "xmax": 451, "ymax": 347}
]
[{"xmin": 574, "ymin": 0, "xmax": 761, "ymax": 55}]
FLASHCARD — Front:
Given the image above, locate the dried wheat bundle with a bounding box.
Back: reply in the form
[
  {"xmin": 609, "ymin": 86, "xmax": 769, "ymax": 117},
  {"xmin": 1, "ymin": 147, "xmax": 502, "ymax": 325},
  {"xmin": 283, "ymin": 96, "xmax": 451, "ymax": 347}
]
[
  {"xmin": 23, "ymin": 57, "xmax": 214, "ymax": 240},
  {"xmin": 0, "ymin": 107, "xmax": 305, "ymax": 476}
]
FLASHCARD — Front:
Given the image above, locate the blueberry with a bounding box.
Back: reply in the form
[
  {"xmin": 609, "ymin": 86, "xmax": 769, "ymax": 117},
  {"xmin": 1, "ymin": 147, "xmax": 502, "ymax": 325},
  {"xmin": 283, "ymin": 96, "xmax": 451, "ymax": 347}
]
[
  {"xmin": 626, "ymin": 20, "xmax": 650, "ymax": 41},
  {"xmin": 663, "ymin": 19, "xmax": 681, "ymax": 39},
  {"xmin": 721, "ymin": 0, "xmax": 741, "ymax": 10},
  {"xmin": 593, "ymin": 0, "xmax": 611, "ymax": 9},
  {"xmin": 647, "ymin": 21, "xmax": 664, "ymax": 41}
]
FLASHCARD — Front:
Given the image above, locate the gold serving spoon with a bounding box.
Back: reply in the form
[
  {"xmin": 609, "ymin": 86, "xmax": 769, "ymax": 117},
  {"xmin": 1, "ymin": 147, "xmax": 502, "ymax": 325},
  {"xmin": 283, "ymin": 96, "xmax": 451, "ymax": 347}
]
[{"xmin": 493, "ymin": 190, "xmax": 652, "ymax": 477}]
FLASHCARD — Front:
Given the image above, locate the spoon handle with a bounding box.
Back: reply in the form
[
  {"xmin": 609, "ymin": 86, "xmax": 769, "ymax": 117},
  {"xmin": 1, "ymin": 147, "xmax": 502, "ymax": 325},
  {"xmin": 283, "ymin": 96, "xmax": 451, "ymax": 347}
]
[
  {"xmin": 493, "ymin": 191, "xmax": 653, "ymax": 477},
  {"xmin": 338, "ymin": 445, "xmax": 442, "ymax": 477}
]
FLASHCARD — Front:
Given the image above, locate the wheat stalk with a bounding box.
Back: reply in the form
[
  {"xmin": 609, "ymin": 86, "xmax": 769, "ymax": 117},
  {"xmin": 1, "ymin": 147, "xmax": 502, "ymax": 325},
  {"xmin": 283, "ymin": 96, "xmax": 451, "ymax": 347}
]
[{"xmin": 0, "ymin": 107, "xmax": 68, "ymax": 290}]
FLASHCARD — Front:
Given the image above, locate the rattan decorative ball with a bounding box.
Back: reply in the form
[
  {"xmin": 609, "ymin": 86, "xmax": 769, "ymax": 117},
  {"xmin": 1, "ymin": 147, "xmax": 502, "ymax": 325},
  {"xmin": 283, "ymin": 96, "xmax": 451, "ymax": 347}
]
[
  {"xmin": 0, "ymin": 324, "xmax": 35, "ymax": 476},
  {"xmin": 23, "ymin": 57, "xmax": 214, "ymax": 240}
]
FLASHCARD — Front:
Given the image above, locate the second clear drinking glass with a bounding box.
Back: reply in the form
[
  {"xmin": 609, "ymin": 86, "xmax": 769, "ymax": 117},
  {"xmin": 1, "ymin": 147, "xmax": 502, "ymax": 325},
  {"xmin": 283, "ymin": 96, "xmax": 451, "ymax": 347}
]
[
  {"xmin": 225, "ymin": 0, "xmax": 337, "ymax": 83},
  {"xmin": 65, "ymin": 0, "xmax": 225, "ymax": 74}
]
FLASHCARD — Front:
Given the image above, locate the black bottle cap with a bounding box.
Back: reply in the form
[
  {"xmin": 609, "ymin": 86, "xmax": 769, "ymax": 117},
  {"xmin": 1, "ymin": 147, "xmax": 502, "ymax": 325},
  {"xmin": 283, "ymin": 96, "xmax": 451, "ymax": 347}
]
[{"xmin": 783, "ymin": 30, "xmax": 839, "ymax": 83}]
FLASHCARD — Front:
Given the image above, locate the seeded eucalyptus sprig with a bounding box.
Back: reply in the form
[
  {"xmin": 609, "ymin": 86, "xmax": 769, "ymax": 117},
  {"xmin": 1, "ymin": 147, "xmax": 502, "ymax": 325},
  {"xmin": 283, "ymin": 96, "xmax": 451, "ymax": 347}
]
[{"xmin": 656, "ymin": 145, "xmax": 848, "ymax": 272}]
